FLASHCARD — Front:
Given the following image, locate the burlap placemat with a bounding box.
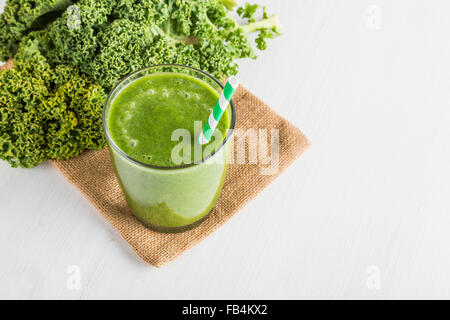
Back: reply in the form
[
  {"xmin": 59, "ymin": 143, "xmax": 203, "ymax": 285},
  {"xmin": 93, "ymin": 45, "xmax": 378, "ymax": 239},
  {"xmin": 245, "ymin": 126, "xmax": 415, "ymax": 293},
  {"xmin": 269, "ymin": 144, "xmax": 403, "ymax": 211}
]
[{"xmin": 1, "ymin": 60, "xmax": 310, "ymax": 267}]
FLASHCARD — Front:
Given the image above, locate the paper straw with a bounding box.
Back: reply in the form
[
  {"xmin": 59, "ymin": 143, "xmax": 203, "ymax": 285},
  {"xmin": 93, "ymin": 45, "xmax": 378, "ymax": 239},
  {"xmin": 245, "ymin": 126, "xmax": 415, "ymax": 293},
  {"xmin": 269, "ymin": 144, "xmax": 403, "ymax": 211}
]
[{"xmin": 198, "ymin": 75, "xmax": 239, "ymax": 145}]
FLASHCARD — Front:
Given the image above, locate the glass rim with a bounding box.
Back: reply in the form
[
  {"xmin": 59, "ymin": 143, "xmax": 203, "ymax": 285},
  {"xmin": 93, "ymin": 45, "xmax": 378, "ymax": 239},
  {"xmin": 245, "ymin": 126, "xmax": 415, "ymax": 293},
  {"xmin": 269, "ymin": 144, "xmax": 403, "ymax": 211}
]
[{"xmin": 102, "ymin": 64, "xmax": 237, "ymax": 171}]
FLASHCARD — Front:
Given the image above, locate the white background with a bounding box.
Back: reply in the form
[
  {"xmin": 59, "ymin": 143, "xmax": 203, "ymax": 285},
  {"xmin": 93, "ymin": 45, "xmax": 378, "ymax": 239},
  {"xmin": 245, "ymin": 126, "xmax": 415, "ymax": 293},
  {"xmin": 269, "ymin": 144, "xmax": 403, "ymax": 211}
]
[{"xmin": 1, "ymin": 0, "xmax": 450, "ymax": 299}]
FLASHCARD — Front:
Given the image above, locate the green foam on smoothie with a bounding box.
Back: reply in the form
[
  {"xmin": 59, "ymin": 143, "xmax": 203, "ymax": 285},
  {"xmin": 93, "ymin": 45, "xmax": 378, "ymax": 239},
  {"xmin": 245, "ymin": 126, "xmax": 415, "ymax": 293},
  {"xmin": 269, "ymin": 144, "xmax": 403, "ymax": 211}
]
[{"xmin": 108, "ymin": 73, "xmax": 230, "ymax": 167}]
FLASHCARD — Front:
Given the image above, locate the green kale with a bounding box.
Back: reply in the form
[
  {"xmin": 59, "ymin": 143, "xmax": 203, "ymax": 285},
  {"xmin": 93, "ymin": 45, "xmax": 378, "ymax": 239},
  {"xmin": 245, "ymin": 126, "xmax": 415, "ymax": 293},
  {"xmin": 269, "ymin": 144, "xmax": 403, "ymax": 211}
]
[
  {"xmin": 238, "ymin": 3, "xmax": 282, "ymax": 50},
  {"xmin": 237, "ymin": 3, "xmax": 260, "ymax": 22},
  {"xmin": 0, "ymin": 0, "xmax": 75, "ymax": 61},
  {"xmin": 9, "ymin": 0, "xmax": 281, "ymax": 89},
  {"xmin": 0, "ymin": 37, "xmax": 106, "ymax": 168}
]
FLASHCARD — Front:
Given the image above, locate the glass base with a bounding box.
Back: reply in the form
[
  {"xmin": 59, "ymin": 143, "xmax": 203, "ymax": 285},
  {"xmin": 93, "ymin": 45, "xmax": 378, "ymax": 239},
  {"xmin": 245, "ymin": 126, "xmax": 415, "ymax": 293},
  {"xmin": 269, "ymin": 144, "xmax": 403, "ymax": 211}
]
[{"xmin": 131, "ymin": 210, "xmax": 212, "ymax": 233}]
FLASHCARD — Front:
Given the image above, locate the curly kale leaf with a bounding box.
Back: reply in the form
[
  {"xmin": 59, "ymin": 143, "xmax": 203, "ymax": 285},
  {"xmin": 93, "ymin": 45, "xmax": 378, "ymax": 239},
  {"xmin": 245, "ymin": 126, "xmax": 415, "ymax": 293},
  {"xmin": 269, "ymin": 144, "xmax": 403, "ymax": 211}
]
[
  {"xmin": 0, "ymin": 0, "xmax": 75, "ymax": 61},
  {"xmin": 1, "ymin": 0, "xmax": 281, "ymax": 83},
  {"xmin": 238, "ymin": 3, "xmax": 282, "ymax": 50},
  {"xmin": 19, "ymin": 0, "xmax": 280, "ymax": 89},
  {"xmin": 237, "ymin": 3, "xmax": 259, "ymax": 22},
  {"xmin": 0, "ymin": 38, "xmax": 106, "ymax": 168}
]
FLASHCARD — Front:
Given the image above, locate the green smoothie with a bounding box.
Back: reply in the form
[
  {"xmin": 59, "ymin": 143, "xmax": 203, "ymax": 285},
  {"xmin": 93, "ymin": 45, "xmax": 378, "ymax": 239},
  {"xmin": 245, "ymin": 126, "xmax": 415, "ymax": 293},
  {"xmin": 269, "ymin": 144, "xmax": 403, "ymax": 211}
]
[
  {"xmin": 108, "ymin": 73, "xmax": 229, "ymax": 166},
  {"xmin": 104, "ymin": 66, "xmax": 234, "ymax": 232}
]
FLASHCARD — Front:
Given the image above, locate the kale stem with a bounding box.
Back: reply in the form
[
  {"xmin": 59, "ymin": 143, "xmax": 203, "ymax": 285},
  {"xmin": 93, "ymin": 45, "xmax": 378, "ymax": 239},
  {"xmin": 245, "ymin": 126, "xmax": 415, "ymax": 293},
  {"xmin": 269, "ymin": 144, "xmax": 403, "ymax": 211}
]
[
  {"xmin": 220, "ymin": 0, "xmax": 237, "ymax": 10},
  {"xmin": 241, "ymin": 15, "xmax": 281, "ymax": 34}
]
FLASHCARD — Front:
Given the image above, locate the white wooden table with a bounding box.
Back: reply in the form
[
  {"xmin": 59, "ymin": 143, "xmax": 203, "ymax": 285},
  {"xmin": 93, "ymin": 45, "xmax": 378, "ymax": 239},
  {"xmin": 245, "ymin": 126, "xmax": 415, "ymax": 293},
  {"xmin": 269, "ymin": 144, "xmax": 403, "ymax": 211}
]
[{"xmin": 1, "ymin": 0, "xmax": 450, "ymax": 299}]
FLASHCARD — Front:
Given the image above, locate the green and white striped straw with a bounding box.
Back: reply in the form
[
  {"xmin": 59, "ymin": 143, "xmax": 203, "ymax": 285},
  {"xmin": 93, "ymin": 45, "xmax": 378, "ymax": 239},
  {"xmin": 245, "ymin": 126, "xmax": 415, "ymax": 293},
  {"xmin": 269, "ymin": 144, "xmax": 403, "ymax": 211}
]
[{"xmin": 198, "ymin": 75, "xmax": 239, "ymax": 145}]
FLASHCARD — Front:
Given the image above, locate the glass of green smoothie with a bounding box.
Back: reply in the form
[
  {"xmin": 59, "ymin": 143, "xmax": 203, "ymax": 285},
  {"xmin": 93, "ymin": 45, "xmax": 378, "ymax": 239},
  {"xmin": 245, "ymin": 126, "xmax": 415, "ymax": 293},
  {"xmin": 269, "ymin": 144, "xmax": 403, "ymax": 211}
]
[{"xmin": 103, "ymin": 65, "xmax": 236, "ymax": 233}]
